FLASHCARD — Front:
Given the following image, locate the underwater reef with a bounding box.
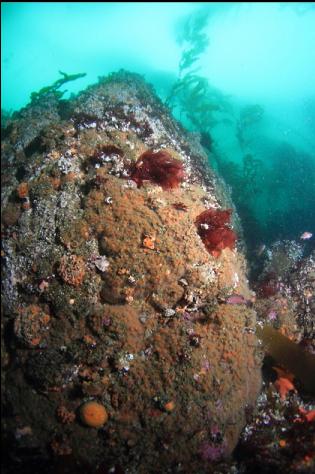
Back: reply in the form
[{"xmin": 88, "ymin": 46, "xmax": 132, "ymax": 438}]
[
  {"xmin": 2, "ymin": 71, "xmax": 315, "ymax": 474},
  {"xmin": 1, "ymin": 71, "xmax": 262, "ymax": 473},
  {"xmin": 237, "ymin": 241, "xmax": 315, "ymax": 474}
]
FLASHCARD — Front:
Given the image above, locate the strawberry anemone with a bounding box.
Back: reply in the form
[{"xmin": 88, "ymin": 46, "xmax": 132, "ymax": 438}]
[
  {"xmin": 130, "ymin": 150, "xmax": 185, "ymax": 190},
  {"xmin": 195, "ymin": 208, "xmax": 237, "ymax": 257}
]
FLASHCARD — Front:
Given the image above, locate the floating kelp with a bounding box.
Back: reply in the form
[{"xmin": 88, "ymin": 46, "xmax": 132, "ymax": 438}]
[{"xmin": 30, "ymin": 70, "xmax": 86, "ymax": 102}]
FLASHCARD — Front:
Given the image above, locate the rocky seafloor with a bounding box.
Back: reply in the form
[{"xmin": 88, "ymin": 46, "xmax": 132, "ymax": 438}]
[{"xmin": 1, "ymin": 71, "xmax": 314, "ymax": 474}]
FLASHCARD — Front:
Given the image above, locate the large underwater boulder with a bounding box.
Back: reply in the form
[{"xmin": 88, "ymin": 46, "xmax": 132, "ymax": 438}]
[{"xmin": 1, "ymin": 71, "xmax": 261, "ymax": 474}]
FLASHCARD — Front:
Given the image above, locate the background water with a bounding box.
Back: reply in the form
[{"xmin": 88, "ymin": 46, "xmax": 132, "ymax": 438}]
[{"xmin": 2, "ymin": 1, "xmax": 315, "ymax": 251}]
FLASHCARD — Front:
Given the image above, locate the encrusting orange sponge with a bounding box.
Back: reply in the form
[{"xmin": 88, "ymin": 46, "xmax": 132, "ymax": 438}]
[{"xmin": 80, "ymin": 401, "xmax": 108, "ymax": 428}]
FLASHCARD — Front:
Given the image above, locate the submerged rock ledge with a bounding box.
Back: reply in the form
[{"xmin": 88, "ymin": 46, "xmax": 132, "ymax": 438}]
[{"xmin": 1, "ymin": 71, "xmax": 261, "ymax": 474}]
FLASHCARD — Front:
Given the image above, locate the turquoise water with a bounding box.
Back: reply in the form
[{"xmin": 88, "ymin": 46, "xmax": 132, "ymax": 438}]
[{"xmin": 2, "ymin": 1, "xmax": 315, "ymax": 249}]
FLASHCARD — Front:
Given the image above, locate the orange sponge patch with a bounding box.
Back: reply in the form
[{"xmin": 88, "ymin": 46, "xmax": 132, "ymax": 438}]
[{"xmin": 80, "ymin": 401, "xmax": 108, "ymax": 428}]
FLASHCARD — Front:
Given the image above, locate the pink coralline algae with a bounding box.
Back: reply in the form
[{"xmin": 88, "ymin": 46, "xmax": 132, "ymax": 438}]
[
  {"xmin": 129, "ymin": 150, "xmax": 186, "ymax": 190},
  {"xmin": 199, "ymin": 441, "xmax": 225, "ymax": 462}
]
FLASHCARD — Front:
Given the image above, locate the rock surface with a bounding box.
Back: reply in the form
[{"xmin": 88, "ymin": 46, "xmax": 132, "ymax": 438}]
[{"xmin": 1, "ymin": 71, "xmax": 261, "ymax": 473}]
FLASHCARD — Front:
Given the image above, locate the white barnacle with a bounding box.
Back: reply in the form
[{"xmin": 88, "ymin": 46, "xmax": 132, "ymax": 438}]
[
  {"xmin": 232, "ymin": 272, "xmax": 239, "ymax": 288},
  {"xmin": 200, "ymin": 223, "xmax": 209, "ymax": 230},
  {"xmin": 94, "ymin": 256, "xmax": 110, "ymax": 272},
  {"xmin": 164, "ymin": 308, "xmax": 176, "ymax": 318}
]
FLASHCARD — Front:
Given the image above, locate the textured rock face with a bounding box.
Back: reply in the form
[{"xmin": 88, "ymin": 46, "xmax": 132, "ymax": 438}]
[{"xmin": 1, "ymin": 71, "xmax": 261, "ymax": 473}]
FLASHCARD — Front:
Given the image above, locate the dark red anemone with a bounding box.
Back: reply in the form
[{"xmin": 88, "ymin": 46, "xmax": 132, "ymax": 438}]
[
  {"xmin": 257, "ymin": 272, "xmax": 280, "ymax": 297},
  {"xmin": 130, "ymin": 150, "xmax": 185, "ymax": 190},
  {"xmin": 195, "ymin": 208, "xmax": 237, "ymax": 257}
]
